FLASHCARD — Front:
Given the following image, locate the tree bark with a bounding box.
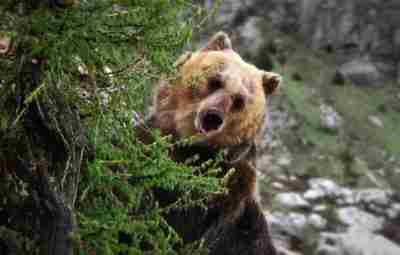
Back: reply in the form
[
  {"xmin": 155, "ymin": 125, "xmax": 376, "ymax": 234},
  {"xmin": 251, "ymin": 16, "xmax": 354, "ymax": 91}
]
[{"xmin": 0, "ymin": 43, "xmax": 90, "ymax": 255}]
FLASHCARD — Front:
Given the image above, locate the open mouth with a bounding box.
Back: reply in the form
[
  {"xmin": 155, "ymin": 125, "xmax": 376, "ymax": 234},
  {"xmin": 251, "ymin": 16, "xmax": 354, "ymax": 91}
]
[{"xmin": 198, "ymin": 110, "xmax": 225, "ymax": 134}]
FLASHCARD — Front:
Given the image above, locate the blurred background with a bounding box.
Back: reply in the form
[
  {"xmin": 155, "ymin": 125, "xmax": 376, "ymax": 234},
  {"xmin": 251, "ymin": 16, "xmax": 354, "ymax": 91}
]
[{"xmin": 198, "ymin": 1, "xmax": 400, "ymax": 254}]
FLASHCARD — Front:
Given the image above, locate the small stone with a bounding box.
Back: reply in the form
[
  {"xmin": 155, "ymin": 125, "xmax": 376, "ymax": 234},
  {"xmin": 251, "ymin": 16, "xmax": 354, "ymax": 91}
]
[
  {"xmin": 337, "ymin": 59, "xmax": 382, "ymax": 86},
  {"xmin": 277, "ymin": 155, "xmax": 292, "ymax": 166},
  {"xmin": 364, "ymin": 171, "xmax": 387, "ymax": 187},
  {"xmin": 368, "ymin": 115, "xmax": 384, "ymax": 128},
  {"xmin": 368, "ymin": 204, "xmax": 385, "ymax": 215},
  {"xmin": 304, "ymin": 189, "xmax": 325, "ymax": 201},
  {"xmin": 313, "ymin": 205, "xmax": 328, "ymax": 212},
  {"xmin": 356, "ymin": 189, "xmax": 391, "ymax": 207},
  {"xmin": 269, "ymin": 212, "xmax": 308, "ymax": 239},
  {"xmin": 276, "ymin": 175, "xmax": 289, "ymax": 182},
  {"xmin": 337, "ymin": 188, "xmax": 355, "ymax": 204},
  {"xmin": 320, "ymin": 104, "xmax": 342, "ymax": 131},
  {"xmin": 386, "ymin": 209, "xmax": 398, "ymax": 219},
  {"xmin": 308, "ymin": 214, "xmax": 327, "ymax": 229},
  {"xmin": 337, "ymin": 207, "xmax": 384, "ymax": 232},
  {"xmin": 104, "ymin": 66, "xmax": 112, "ymax": 75},
  {"xmin": 78, "ymin": 64, "xmax": 89, "ymax": 75},
  {"xmin": 387, "ymin": 203, "xmax": 400, "ymax": 219},
  {"xmin": 272, "ymin": 182, "xmax": 285, "ymax": 190},
  {"xmin": 275, "ymin": 192, "xmax": 310, "ymax": 209},
  {"xmin": 99, "ymin": 90, "xmax": 110, "ymax": 106},
  {"xmin": 391, "ymin": 203, "xmax": 400, "ymax": 212},
  {"xmin": 308, "ymin": 178, "xmax": 341, "ymax": 198},
  {"xmin": 275, "ymin": 246, "xmax": 302, "ymax": 255}
]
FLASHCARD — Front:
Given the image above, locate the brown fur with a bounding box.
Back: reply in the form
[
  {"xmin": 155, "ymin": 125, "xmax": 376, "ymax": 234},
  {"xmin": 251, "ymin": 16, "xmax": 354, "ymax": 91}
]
[{"xmin": 139, "ymin": 32, "xmax": 281, "ymax": 255}]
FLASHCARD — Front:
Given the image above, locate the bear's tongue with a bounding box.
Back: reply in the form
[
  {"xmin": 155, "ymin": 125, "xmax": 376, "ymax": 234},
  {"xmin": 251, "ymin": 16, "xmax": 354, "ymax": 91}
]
[{"xmin": 201, "ymin": 111, "xmax": 224, "ymax": 133}]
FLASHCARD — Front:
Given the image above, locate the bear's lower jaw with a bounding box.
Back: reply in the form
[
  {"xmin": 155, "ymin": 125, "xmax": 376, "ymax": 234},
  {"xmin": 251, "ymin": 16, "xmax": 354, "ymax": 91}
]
[{"xmin": 196, "ymin": 109, "xmax": 225, "ymax": 134}]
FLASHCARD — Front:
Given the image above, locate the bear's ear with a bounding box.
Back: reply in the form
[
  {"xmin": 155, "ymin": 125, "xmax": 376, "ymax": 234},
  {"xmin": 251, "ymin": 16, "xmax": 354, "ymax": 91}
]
[
  {"xmin": 202, "ymin": 31, "xmax": 232, "ymax": 51},
  {"xmin": 174, "ymin": 51, "xmax": 192, "ymax": 69},
  {"xmin": 262, "ymin": 71, "xmax": 282, "ymax": 96}
]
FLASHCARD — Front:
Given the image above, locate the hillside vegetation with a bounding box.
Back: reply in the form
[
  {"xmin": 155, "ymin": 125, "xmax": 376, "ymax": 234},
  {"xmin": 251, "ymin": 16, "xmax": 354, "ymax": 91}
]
[{"xmin": 257, "ymin": 29, "xmax": 400, "ymax": 199}]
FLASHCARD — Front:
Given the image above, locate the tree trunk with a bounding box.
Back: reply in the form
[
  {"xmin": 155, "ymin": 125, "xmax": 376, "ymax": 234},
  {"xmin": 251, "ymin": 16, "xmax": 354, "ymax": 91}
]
[{"xmin": 0, "ymin": 44, "xmax": 90, "ymax": 255}]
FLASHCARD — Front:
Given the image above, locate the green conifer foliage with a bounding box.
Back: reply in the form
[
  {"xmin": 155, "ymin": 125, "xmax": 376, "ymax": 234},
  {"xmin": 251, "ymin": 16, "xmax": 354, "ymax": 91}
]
[{"xmin": 0, "ymin": 1, "xmax": 220, "ymax": 254}]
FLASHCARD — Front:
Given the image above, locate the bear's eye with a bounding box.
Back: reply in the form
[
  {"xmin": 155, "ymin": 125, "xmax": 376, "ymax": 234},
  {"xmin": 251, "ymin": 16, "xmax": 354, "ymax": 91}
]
[
  {"xmin": 208, "ymin": 74, "xmax": 224, "ymax": 93},
  {"xmin": 232, "ymin": 94, "xmax": 245, "ymax": 112}
]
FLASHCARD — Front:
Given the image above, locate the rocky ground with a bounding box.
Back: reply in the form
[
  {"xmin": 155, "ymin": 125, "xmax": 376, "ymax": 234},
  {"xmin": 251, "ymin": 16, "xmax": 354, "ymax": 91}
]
[{"xmin": 200, "ymin": 1, "xmax": 400, "ymax": 254}]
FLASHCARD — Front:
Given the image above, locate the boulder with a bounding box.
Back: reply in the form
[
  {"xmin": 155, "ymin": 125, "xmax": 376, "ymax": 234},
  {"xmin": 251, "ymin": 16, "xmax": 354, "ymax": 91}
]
[
  {"xmin": 337, "ymin": 207, "xmax": 384, "ymax": 232},
  {"xmin": 308, "ymin": 178, "xmax": 341, "ymax": 198},
  {"xmin": 337, "ymin": 59, "xmax": 382, "ymax": 86},
  {"xmin": 275, "ymin": 192, "xmax": 310, "ymax": 209},
  {"xmin": 269, "ymin": 212, "xmax": 308, "ymax": 239},
  {"xmin": 317, "ymin": 229, "xmax": 400, "ymax": 255}
]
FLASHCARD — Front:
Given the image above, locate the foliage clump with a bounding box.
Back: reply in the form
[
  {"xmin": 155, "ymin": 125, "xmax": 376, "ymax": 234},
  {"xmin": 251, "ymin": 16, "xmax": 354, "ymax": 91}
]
[{"xmin": 0, "ymin": 1, "xmax": 220, "ymax": 254}]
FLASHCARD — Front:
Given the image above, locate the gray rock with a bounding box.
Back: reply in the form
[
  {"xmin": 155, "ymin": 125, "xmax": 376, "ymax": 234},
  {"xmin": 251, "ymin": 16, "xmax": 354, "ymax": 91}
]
[
  {"xmin": 275, "ymin": 192, "xmax": 310, "ymax": 209},
  {"xmin": 308, "ymin": 214, "xmax": 327, "ymax": 230},
  {"xmin": 277, "ymin": 154, "xmax": 292, "ymax": 167},
  {"xmin": 320, "ymin": 104, "xmax": 343, "ymax": 131},
  {"xmin": 362, "ymin": 170, "xmax": 388, "ymax": 188},
  {"xmin": 270, "ymin": 212, "xmax": 308, "ymax": 239},
  {"xmin": 272, "ymin": 182, "xmax": 285, "ymax": 190},
  {"xmin": 275, "ymin": 246, "xmax": 302, "ymax": 255},
  {"xmin": 308, "ymin": 178, "xmax": 341, "ymax": 198},
  {"xmin": 304, "ymin": 189, "xmax": 326, "ymax": 201},
  {"xmin": 313, "ymin": 205, "xmax": 328, "ymax": 212},
  {"xmin": 337, "ymin": 207, "xmax": 384, "ymax": 232},
  {"xmin": 317, "ymin": 229, "xmax": 400, "ymax": 255},
  {"xmin": 387, "ymin": 203, "xmax": 400, "ymax": 219},
  {"xmin": 356, "ymin": 189, "xmax": 391, "ymax": 207},
  {"xmin": 337, "ymin": 59, "xmax": 382, "ymax": 86},
  {"xmin": 336, "ymin": 188, "xmax": 355, "ymax": 205},
  {"xmin": 305, "ymin": 180, "xmax": 355, "ymax": 204},
  {"xmin": 270, "ymin": 212, "xmax": 327, "ymax": 242},
  {"xmin": 368, "ymin": 115, "xmax": 384, "ymax": 128}
]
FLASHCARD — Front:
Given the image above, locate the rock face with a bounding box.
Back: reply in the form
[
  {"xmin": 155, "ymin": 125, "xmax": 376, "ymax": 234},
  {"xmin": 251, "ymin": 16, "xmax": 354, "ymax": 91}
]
[
  {"xmin": 269, "ymin": 178, "xmax": 400, "ymax": 255},
  {"xmin": 203, "ymin": 0, "xmax": 400, "ymax": 85},
  {"xmin": 300, "ymin": 0, "xmax": 400, "ymax": 85}
]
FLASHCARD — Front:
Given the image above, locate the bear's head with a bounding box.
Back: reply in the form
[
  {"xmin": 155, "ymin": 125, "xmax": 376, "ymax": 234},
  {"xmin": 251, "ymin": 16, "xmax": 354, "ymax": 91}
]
[{"xmin": 151, "ymin": 32, "xmax": 281, "ymax": 148}]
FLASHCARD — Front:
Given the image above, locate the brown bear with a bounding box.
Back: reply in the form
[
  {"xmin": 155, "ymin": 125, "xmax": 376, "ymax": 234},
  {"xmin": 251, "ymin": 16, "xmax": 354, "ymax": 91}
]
[{"xmin": 137, "ymin": 32, "xmax": 281, "ymax": 255}]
